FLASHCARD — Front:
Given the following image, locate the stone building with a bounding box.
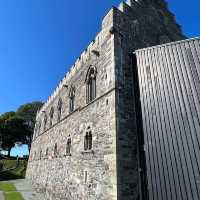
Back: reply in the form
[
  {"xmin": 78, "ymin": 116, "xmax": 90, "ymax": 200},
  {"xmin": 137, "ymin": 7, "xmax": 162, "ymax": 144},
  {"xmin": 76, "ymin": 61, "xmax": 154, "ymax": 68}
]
[{"xmin": 26, "ymin": 0, "xmax": 188, "ymax": 199}]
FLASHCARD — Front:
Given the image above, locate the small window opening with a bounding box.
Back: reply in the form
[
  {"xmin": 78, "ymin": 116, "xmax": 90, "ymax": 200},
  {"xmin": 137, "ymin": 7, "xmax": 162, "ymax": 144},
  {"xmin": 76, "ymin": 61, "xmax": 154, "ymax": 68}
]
[
  {"xmin": 49, "ymin": 107, "xmax": 54, "ymax": 127},
  {"xmin": 57, "ymin": 98, "xmax": 62, "ymax": 121},
  {"xmin": 66, "ymin": 137, "xmax": 72, "ymax": 155},
  {"xmin": 69, "ymin": 86, "xmax": 75, "ymax": 113},
  {"xmin": 84, "ymin": 128, "xmax": 92, "ymax": 151},
  {"xmin": 54, "ymin": 143, "xmax": 58, "ymax": 157}
]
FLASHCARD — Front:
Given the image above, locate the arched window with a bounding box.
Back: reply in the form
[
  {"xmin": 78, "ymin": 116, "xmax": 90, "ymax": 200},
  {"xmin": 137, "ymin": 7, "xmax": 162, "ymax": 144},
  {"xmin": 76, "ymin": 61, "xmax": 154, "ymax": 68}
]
[
  {"xmin": 46, "ymin": 148, "xmax": 49, "ymax": 157},
  {"xmin": 38, "ymin": 121, "xmax": 41, "ymax": 135},
  {"xmin": 54, "ymin": 143, "xmax": 58, "ymax": 158},
  {"xmin": 35, "ymin": 121, "xmax": 41, "ymax": 137},
  {"xmin": 84, "ymin": 127, "xmax": 93, "ymax": 151},
  {"xmin": 43, "ymin": 114, "xmax": 47, "ymax": 131},
  {"xmin": 40, "ymin": 150, "xmax": 42, "ymax": 160},
  {"xmin": 69, "ymin": 86, "xmax": 75, "ymax": 113},
  {"xmin": 57, "ymin": 98, "xmax": 62, "ymax": 121},
  {"xmin": 49, "ymin": 107, "xmax": 54, "ymax": 127},
  {"xmin": 34, "ymin": 122, "xmax": 38, "ymax": 134},
  {"xmin": 88, "ymin": 131, "xmax": 92, "ymax": 150},
  {"xmin": 86, "ymin": 66, "xmax": 96, "ymax": 103},
  {"xmin": 66, "ymin": 137, "xmax": 72, "ymax": 155}
]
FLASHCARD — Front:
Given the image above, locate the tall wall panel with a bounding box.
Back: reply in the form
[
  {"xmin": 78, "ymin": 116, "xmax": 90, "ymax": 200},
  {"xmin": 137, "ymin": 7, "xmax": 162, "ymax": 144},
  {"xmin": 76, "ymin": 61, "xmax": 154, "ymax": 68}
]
[{"xmin": 136, "ymin": 37, "xmax": 200, "ymax": 200}]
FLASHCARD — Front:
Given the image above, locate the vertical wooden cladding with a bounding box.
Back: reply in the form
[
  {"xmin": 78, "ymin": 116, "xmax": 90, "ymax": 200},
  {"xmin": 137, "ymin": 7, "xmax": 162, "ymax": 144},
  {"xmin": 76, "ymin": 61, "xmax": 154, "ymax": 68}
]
[{"xmin": 136, "ymin": 38, "xmax": 200, "ymax": 200}]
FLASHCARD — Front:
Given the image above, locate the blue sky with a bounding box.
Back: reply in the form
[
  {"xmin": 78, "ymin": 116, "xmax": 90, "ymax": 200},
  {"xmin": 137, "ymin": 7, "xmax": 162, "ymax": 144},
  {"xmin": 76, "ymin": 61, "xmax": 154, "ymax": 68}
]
[{"xmin": 0, "ymin": 0, "xmax": 199, "ymax": 156}]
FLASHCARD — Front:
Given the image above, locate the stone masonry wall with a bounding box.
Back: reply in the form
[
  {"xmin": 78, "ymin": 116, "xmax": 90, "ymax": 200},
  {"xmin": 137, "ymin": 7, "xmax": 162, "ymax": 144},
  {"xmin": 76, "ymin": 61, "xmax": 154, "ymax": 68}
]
[
  {"xmin": 113, "ymin": 1, "xmax": 186, "ymax": 199},
  {"xmin": 26, "ymin": 8, "xmax": 118, "ymax": 200}
]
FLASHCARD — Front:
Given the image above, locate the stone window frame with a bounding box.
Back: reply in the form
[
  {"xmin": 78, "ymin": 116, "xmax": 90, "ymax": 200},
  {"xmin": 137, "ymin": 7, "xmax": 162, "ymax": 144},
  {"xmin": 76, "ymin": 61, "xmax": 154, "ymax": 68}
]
[
  {"xmin": 69, "ymin": 86, "xmax": 75, "ymax": 113},
  {"xmin": 39, "ymin": 150, "xmax": 42, "ymax": 160},
  {"xmin": 37, "ymin": 121, "xmax": 41, "ymax": 136},
  {"xmin": 57, "ymin": 98, "xmax": 62, "ymax": 122},
  {"xmin": 43, "ymin": 114, "xmax": 47, "ymax": 132},
  {"xmin": 34, "ymin": 121, "xmax": 41, "ymax": 138},
  {"xmin": 54, "ymin": 143, "xmax": 58, "ymax": 158},
  {"xmin": 84, "ymin": 170, "xmax": 88, "ymax": 184},
  {"xmin": 84, "ymin": 126, "xmax": 93, "ymax": 151},
  {"xmin": 49, "ymin": 107, "xmax": 54, "ymax": 128},
  {"xmin": 85, "ymin": 66, "xmax": 97, "ymax": 104},
  {"xmin": 45, "ymin": 147, "xmax": 49, "ymax": 159},
  {"xmin": 34, "ymin": 122, "xmax": 38, "ymax": 136},
  {"xmin": 34, "ymin": 152, "xmax": 36, "ymax": 160},
  {"xmin": 65, "ymin": 135, "xmax": 72, "ymax": 156}
]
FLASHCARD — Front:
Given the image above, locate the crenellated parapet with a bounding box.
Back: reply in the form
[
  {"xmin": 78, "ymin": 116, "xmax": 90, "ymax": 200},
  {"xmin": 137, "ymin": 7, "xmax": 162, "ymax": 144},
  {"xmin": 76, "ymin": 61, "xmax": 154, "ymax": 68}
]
[{"xmin": 37, "ymin": 33, "xmax": 102, "ymax": 118}]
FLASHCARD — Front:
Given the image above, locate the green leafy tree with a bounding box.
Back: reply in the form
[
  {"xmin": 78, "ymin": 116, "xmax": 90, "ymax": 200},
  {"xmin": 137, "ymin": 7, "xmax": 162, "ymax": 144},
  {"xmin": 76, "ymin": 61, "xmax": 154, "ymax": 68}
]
[
  {"xmin": 0, "ymin": 112, "xmax": 15, "ymax": 122},
  {"xmin": 15, "ymin": 102, "xmax": 43, "ymax": 150},
  {"xmin": 0, "ymin": 118, "xmax": 4, "ymax": 151},
  {"xmin": 0, "ymin": 111, "xmax": 16, "ymax": 155},
  {"xmin": 2, "ymin": 116, "xmax": 31, "ymax": 156},
  {"xmin": 16, "ymin": 102, "xmax": 43, "ymax": 128},
  {"xmin": 0, "ymin": 102, "xmax": 43, "ymax": 156}
]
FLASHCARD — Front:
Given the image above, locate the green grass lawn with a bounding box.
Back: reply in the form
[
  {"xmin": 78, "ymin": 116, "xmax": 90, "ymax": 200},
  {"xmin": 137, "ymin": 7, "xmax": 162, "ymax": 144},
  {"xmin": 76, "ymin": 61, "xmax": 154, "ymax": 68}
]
[
  {"xmin": 0, "ymin": 182, "xmax": 16, "ymax": 191},
  {"xmin": 4, "ymin": 191, "xmax": 24, "ymax": 200},
  {"xmin": 0, "ymin": 182, "xmax": 24, "ymax": 200}
]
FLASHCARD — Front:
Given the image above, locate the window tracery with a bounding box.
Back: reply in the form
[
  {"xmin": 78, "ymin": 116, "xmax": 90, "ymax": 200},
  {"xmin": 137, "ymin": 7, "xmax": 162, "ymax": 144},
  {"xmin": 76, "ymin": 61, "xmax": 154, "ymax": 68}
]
[
  {"xmin": 84, "ymin": 127, "xmax": 93, "ymax": 151},
  {"xmin": 57, "ymin": 98, "xmax": 62, "ymax": 121},
  {"xmin": 69, "ymin": 86, "xmax": 75, "ymax": 113},
  {"xmin": 86, "ymin": 66, "xmax": 97, "ymax": 103}
]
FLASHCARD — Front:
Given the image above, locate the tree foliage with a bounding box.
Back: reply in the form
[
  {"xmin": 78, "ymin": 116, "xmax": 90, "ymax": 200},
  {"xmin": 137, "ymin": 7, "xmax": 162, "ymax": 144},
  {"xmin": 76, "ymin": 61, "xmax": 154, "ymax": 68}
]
[
  {"xmin": 0, "ymin": 102, "xmax": 43, "ymax": 156},
  {"xmin": 16, "ymin": 102, "xmax": 43, "ymax": 131}
]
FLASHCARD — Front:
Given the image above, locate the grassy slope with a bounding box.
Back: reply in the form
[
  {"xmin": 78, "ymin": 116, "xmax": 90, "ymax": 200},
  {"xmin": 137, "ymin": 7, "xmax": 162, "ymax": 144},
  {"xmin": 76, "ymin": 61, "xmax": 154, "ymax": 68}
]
[
  {"xmin": 0, "ymin": 182, "xmax": 16, "ymax": 192},
  {"xmin": 0, "ymin": 159, "xmax": 28, "ymax": 181},
  {"xmin": 3, "ymin": 160, "xmax": 16, "ymax": 169},
  {"xmin": 5, "ymin": 191, "xmax": 24, "ymax": 200}
]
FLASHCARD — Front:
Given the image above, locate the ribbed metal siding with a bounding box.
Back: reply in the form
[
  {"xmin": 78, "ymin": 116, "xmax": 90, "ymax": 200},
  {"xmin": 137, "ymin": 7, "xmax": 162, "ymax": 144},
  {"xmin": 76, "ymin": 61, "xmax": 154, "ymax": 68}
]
[{"xmin": 136, "ymin": 38, "xmax": 200, "ymax": 200}]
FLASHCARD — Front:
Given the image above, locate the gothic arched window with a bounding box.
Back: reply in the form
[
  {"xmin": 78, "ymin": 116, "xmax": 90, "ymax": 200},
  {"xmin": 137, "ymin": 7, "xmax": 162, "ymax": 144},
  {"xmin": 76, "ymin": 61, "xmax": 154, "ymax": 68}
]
[
  {"xmin": 84, "ymin": 127, "xmax": 93, "ymax": 151},
  {"xmin": 69, "ymin": 86, "xmax": 75, "ymax": 113},
  {"xmin": 38, "ymin": 121, "xmax": 41, "ymax": 135},
  {"xmin": 66, "ymin": 137, "xmax": 72, "ymax": 155},
  {"xmin": 86, "ymin": 66, "xmax": 97, "ymax": 103},
  {"xmin": 40, "ymin": 150, "xmax": 42, "ymax": 160},
  {"xmin": 43, "ymin": 114, "xmax": 47, "ymax": 131},
  {"xmin": 57, "ymin": 98, "xmax": 62, "ymax": 121},
  {"xmin": 54, "ymin": 143, "xmax": 58, "ymax": 158},
  {"xmin": 49, "ymin": 107, "xmax": 54, "ymax": 127},
  {"xmin": 46, "ymin": 147, "xmax": 49, "ymax": 157},
  {"xmin": 34, "ymin": 122, "xmax": 38, "ymax": 134}
]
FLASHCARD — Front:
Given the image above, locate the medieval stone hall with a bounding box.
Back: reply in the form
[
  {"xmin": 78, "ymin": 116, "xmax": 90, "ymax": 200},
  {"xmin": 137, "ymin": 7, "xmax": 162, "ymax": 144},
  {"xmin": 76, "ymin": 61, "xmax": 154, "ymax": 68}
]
[{"xmin": 26, "ymin": 0, "xmax": 200, "ymax": 199}]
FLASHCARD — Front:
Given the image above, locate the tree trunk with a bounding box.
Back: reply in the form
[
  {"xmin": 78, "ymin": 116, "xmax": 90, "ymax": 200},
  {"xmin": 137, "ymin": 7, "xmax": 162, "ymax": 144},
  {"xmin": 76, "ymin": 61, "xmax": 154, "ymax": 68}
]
[
  {"xmin": 28, "ymin": 143, "xmax": 31, "ymax": 154},
  {"xmin": 8, "ymin": 147, "xmax": 12, "ymax": 157}
]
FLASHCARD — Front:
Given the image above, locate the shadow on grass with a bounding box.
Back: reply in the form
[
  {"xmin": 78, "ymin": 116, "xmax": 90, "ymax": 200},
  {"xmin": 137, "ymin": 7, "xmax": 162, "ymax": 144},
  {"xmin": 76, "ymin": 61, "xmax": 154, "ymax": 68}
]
[{"xmin": 0, "ymin": 160, "xmax": 27, "ymax": 181}]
